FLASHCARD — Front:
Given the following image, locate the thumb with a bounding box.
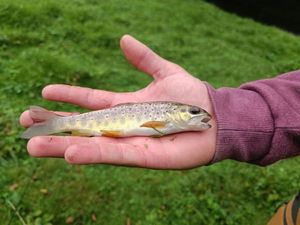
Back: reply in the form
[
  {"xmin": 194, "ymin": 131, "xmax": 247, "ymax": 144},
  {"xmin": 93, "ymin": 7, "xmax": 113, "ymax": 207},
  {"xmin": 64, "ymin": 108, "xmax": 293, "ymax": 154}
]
[{"xmin": 120, "ymin": 34, "xmax": 185, "ymax": 80}]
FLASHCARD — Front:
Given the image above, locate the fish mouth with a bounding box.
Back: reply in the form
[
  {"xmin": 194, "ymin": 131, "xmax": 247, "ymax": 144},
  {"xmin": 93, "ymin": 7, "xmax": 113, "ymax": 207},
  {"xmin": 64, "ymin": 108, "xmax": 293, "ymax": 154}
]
[{"xmin": 201, "ymin": 116, "xmax": 211, "ymax": 123}]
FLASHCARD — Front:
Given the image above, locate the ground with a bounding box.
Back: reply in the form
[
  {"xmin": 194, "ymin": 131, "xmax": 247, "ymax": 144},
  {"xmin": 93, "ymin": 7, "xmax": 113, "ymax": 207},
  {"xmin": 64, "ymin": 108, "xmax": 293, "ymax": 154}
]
[{"xmin": 0, "ymin": 0, "xmax": 299, "ymax": 224}]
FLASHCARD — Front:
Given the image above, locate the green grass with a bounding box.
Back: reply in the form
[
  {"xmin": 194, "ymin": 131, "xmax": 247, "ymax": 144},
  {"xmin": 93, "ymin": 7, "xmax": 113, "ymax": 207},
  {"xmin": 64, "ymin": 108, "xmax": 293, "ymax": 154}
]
[{"xmin": 0, "ymin": 0, "xmax": 299, "ymax": 224}]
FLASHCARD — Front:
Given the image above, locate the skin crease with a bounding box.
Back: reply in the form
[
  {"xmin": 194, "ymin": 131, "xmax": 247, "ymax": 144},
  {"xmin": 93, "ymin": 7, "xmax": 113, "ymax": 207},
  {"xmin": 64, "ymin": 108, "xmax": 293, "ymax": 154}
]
[{"xmin": 19, "ymin": 35, "xmax": 217, "ymax": 169}]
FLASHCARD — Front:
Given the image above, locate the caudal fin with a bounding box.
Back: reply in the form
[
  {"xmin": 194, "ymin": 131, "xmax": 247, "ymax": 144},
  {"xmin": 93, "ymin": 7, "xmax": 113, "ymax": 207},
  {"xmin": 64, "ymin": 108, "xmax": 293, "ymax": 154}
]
[
  {"xmin": 21, "ymin": 106, "xmax": 60, "ymax": 139},
  {"xmin": 21, "ymin": 122, "xmax": 57, "ymax": 139}
]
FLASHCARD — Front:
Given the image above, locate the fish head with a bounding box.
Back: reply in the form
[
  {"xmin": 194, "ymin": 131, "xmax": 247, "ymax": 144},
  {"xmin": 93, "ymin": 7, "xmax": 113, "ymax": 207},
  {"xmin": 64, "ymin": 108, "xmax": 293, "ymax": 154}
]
[{"xmin": 170, "ymin": 105, "xmax": 212, "ymax": 130}]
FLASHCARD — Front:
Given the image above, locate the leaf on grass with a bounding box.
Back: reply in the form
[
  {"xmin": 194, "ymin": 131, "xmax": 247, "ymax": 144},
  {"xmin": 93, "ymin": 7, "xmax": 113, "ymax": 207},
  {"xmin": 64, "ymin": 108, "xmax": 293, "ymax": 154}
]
[
  {"xmin": 127, "ymin": 217, "xmax": 131, "ymax": 225},
  {"xmin": 40, "ymin": 188, "xmax": 48, "ymax": 195},
  {"xmin": 9, "ymin": 183, "xmax": 19, "ymax": 191},
  {"xmin": 66, "ymin": 216, "xmax": 74, "ymax": 224},
  {"xmin": 91, "ymin": 213, "xmax": 97, "ymax": 221}
]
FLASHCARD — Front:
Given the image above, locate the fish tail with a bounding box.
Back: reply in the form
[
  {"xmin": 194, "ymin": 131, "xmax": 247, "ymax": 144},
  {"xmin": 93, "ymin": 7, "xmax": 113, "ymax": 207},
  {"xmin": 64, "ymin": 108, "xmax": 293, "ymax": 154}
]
[
  {"xmin": 21, "ymin": 106, "xmax": 61, "ymax": 139},
  {"xmin": 21, "ymin": 122, "xmax": 57, "ymax": 139}
]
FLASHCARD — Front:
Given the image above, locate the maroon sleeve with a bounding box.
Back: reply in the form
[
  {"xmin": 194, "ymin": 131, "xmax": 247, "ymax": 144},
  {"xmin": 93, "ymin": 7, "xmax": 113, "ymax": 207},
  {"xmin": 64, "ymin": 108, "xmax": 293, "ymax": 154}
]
[{"xmin": 206, "ymin": 69, "xmax": 300, "ymax": 165}]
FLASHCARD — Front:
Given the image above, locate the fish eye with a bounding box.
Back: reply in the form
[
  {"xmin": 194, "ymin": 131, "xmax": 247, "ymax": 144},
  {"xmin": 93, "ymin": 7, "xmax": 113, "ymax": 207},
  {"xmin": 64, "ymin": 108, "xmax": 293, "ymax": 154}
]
[{"xmin": 189, "ymin": 106, "xmax": 201, "ymax": 115}]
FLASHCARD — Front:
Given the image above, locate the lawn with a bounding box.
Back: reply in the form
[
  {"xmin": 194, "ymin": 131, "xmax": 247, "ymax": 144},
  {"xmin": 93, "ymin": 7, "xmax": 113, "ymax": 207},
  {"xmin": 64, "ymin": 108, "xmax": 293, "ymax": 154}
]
[{"xmin": 0, "ymin": 0, "xmax": 299, "ymax": 224}]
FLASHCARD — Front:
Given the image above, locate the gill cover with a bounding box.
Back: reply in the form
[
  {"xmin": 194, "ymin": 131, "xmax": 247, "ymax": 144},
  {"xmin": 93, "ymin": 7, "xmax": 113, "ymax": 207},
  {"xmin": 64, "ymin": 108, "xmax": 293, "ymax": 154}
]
[{"xmin": 170, "ymin": 105, "xmax": 211, "ymax": 130}]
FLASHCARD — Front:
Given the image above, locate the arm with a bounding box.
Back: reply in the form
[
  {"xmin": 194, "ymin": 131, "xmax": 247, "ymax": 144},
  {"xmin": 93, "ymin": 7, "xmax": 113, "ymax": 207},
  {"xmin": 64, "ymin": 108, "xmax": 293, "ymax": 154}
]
[
  {"xmin": 207, "ymin": 70, "xmax": 300, "ymax": 165},
  {"xmin": 19, "ymin": 35, "xmax": 300, "ymax": 168}
]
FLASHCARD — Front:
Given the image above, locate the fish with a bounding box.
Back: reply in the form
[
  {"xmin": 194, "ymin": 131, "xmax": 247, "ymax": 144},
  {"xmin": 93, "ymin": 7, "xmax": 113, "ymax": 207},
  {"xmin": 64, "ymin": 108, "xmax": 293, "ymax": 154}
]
[{"xmin": 21, "ymin": 102, "xmax": 212, "ymax": 139}]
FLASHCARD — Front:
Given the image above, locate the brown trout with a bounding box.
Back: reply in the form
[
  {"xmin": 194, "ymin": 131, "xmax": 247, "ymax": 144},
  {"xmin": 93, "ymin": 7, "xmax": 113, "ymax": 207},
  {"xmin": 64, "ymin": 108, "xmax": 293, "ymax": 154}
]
[{"xmin": 21, "ymin": 102, "xmax": 211, "ymax": 139}]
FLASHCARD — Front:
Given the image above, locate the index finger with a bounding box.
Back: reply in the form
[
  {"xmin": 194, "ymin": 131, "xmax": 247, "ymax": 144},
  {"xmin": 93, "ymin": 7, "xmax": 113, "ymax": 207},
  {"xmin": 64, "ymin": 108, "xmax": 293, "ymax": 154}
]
[{"xmin": 42, "ymin": 84, "xmax": 138, "ymax": 110}]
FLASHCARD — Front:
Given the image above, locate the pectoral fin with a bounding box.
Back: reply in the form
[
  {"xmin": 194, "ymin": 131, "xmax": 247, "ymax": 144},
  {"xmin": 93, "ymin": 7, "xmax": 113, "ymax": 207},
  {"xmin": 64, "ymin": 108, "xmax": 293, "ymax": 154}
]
[
  {"xmin": 140, "ymin": 121, "xmax": 166, "ymax": 136},
  {"xmin": 140, "ymin": 121, "xmax": 166, "ymax": 129},
  {"xmin": 100, "ymin": 130, "xmax": 122, "ymax": 138}
]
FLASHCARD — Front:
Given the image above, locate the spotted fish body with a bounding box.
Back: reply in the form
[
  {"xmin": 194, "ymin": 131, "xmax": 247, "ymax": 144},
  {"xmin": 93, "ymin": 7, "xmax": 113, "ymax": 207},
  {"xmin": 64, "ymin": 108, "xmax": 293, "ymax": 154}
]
[{"xmin": 21, "ymin": 102, "xmax": 212, "ymax": 139}]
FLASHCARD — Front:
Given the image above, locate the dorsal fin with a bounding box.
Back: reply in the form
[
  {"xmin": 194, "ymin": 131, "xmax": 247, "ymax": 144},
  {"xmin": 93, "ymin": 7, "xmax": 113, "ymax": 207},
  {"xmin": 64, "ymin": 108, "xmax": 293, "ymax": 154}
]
[{"xmin": 111, "ymin": 102, "xmax": 137, "ymax": 108}]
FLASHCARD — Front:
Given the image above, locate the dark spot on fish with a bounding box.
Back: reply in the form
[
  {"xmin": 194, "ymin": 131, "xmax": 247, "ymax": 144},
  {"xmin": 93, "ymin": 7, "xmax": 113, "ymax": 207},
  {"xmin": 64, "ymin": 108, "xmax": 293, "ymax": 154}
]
[{"xmin": 144, "ymin": 144, "xmax": 148, "ymax": 149}]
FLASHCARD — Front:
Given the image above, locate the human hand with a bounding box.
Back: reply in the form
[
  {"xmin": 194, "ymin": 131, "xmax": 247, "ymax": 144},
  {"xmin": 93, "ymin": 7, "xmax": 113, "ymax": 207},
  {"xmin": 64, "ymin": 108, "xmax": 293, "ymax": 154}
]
[{"xmin": 19, "ymin": 35, "xmax": 217, "ymax": 169}]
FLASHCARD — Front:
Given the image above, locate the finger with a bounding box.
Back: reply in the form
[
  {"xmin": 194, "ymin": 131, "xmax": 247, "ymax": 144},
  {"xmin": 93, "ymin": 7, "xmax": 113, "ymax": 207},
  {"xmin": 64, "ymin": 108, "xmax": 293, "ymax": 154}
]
[
  {"xmin": 27, "ymin": 136, "xmax": 142, "ymax": 158},
  {"xmin": 65, "ymin": 143, "xmax": 149, "ymax": 167},
  {"xmin": 64, "ymin": 139, "xmax": 172, "ymax": 168},
  {"xmin": 20, "ymin": 110, "xmax": 79, "ymax": 128},
  {"xmin": 20, "ymin": 111, "xmax": 34, "ymax": 128},
  {"xmin": 42, "ymin": 84, "xmax": 138, "ymax": 110},
  {"xmin": 120, "ymin": 35, "xmax": 185, "ymax": 80},
  {"xmin": 27, "ymin": 136, "xmax": 92, "ymax": 157}
]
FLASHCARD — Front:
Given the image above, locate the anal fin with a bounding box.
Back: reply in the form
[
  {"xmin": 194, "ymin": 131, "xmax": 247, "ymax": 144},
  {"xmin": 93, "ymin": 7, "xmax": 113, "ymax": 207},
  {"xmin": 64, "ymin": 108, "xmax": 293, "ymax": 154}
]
[
  {"xmin": 71, "ymin": 130, "xmax": 92, "ymax": 137},
  {"xmin": 100, "ymin": 130, "xmax": 122, "ymax": 138}
]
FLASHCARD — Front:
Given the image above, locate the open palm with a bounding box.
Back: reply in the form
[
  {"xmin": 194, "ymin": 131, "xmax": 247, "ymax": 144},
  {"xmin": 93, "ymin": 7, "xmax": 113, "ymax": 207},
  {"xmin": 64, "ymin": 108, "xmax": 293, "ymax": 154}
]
[{"xmin": 20, "ymin": 35, "xmax": 217, "ymax": 169}]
